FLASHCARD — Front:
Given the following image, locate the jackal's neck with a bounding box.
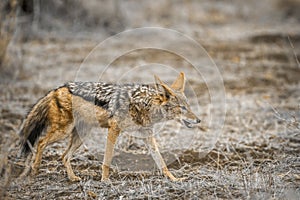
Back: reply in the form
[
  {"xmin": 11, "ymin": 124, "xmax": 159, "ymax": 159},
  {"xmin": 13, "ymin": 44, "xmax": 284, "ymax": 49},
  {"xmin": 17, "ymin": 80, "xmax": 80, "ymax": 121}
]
[{"xmin": 127, "ymin": 84, "xmax": 166, "ymax": 126}]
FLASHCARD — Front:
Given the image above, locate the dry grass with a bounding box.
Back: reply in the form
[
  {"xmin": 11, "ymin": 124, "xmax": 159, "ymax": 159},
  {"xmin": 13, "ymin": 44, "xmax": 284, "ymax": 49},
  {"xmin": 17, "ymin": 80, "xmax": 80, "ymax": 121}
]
[
  {"xmin": 0, "ymin": 0, "xmax": 18, "ymax": 81},
  {"xmin": 1, "ymin": 0, "xmax": 300, "ymax": 199},
  {"xmin": 1, "ymin": 36, "xmax": 299, "ymax": 199}
]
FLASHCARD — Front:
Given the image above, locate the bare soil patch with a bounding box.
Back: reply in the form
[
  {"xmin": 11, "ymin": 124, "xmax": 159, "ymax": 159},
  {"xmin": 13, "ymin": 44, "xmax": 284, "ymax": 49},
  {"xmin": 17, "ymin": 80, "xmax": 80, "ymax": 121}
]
[{"xmin": 1, "ymin": 0, "xmax": 300, "ymax": 199}]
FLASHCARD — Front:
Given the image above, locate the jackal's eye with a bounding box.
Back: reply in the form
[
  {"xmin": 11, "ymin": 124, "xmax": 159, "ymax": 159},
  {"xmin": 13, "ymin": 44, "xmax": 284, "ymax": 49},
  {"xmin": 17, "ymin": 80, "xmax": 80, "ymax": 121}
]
[{"xmin": 180, "ymin": 106, "xmax": 187, "ymax": 111}]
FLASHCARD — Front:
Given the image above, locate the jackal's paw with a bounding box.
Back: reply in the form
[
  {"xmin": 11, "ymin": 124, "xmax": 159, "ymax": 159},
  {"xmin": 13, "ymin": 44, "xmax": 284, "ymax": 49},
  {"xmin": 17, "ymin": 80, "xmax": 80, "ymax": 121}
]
[
  {"xmin": 31, "ymin": 167, "xmax": 39, "ymax": 175},
  {"xmin": 101, "ymin": 177, "xmax": 110, "ymax": 182},
  {"xmin": 171, "ymin": 177, "xmax": 187, "ymax": 182},
  {"xmin": 69, "ymin": 175, "xmax": 81, "ymax": 182}
]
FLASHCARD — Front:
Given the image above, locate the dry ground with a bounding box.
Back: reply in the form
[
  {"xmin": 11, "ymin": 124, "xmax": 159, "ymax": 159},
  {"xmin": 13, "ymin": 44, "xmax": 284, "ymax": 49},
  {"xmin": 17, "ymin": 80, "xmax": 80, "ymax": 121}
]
[{"xmin": 1, "ymin": 0, "xmax": 300, "ymax": 199}]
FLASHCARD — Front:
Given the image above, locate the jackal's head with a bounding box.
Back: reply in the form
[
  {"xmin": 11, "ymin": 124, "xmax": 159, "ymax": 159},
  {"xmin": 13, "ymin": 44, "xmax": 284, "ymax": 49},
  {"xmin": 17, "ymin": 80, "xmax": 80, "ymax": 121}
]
[{"xmin": 154, "ymin": 72, "xmax": 201, "ymax": 128}]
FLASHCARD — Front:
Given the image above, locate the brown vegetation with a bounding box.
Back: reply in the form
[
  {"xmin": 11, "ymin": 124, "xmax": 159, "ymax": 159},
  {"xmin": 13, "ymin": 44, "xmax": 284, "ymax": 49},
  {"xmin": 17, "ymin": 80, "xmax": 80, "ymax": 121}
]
[{"xmin": 1, "ymin": 0, "xmax": 299, "ymax": 199}]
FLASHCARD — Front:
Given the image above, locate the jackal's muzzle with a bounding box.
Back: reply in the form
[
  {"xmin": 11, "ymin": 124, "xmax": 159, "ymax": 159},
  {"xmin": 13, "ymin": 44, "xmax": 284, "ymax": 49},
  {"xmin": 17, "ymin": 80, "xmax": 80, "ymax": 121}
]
[{"xmin": 182, "ymin": 118, "xmax": 201, "ymax": 128}]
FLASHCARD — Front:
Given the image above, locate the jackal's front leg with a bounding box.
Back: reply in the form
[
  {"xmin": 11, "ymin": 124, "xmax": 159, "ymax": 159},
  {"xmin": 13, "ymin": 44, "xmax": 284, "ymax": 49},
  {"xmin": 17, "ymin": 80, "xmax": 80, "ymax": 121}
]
[
  {"xmin": 101, "ymin": 125, "xmax": 120, "ymax": 181},
  {"xmin": 144, "ymin": 136, "xmax": 180, "ymax": 181}
]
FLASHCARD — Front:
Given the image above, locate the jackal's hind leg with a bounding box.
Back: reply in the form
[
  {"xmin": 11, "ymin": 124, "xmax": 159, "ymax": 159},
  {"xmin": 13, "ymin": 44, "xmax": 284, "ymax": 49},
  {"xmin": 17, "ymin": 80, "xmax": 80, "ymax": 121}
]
[
  {"xmin": 62, "ymin": 129, "xmax": 82, "ymax": 182},
  {"xmin": 32, "ymin": 125, "xmax": 71, "ymax": 175},
  {"xmin": 144, "ymin": 136, "xmax": 180, "ymax": 181},
  {"xmin": 101, "ymin": 126, "xmax": 120, "ymax": 181}
]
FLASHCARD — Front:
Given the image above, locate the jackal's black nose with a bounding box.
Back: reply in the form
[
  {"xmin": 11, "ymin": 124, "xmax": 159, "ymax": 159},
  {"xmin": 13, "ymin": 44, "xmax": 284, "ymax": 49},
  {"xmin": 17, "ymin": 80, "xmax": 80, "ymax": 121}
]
[{"xmin": 196, "ymin": 119, "xmax": 201, "ymax": 123}]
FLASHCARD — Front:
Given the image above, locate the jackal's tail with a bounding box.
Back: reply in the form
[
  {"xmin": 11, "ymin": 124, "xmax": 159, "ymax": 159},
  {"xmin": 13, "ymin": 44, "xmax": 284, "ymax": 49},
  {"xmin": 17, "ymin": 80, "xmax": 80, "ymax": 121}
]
[{"xmin": 19, "ymin": 91, "xmax": 53, "ymax": 155}]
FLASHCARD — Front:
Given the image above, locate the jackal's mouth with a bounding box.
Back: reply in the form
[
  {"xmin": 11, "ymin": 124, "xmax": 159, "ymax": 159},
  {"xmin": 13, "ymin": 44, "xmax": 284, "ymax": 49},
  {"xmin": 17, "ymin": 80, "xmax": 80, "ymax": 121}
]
[
  {"xmin": 181, "ymin": 118, "xmax": 201, "ymax": 128},
  {"xmin": 182, "ymin": 119, "xmax": 194, "ymax": 128}
]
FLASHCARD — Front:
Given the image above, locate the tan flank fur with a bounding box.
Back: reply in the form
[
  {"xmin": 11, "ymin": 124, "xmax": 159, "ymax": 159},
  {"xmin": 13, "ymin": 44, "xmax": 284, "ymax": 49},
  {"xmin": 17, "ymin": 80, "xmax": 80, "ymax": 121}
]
[{"xmin": 19, "ymin": 72, "xmax": 201, "ymax": 181}]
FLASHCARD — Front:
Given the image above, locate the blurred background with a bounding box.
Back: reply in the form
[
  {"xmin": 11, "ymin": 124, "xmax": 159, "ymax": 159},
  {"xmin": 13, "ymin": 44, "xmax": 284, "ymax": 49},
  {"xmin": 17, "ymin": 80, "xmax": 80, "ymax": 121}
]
[
  {"xmin": 1, "ymin": 0, "xmax": 300, "ymax": 80},
  {"xmin": 1, "ymin": 0, "xmax": 300, "ymax": 199}
]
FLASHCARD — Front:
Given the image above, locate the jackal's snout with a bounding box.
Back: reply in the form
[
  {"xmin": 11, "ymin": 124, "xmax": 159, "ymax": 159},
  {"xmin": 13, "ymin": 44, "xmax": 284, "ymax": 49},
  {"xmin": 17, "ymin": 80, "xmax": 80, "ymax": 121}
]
[
  {"xmin": 182, "ymin": 117, "xmax": 201, "ymax": 128},
  {"xmin": 181, "ymin": 110, "xmax": 201, "ymax": 128}
]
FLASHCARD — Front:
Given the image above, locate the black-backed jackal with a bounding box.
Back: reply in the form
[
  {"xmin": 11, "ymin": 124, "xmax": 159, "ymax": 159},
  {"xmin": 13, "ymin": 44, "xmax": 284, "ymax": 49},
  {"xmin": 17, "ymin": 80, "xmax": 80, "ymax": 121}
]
[{"xmin": 19, "ymin": 72, "xmax": 201, "ymax": 181}]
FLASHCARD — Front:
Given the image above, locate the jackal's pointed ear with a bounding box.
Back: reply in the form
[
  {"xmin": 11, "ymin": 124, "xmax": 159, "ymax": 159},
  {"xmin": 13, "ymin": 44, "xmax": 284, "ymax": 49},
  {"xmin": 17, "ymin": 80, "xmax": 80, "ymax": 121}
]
[
  {"xmin": 154, "ymin": 75, "xmax": 175, "ymax": 99},
  {"xmin": 171, "ymin": 72, "xmax": 185, "ymax": 92}
]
